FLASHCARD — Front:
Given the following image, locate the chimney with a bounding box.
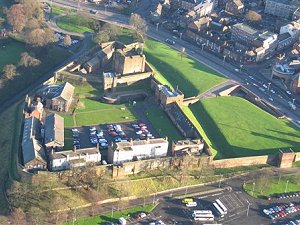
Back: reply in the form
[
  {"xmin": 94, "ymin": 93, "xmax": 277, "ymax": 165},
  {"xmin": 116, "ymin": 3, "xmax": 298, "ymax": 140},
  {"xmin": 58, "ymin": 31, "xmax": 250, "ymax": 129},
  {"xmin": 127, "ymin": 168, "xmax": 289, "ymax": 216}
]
[
  {"xmin": 73, "ymin": 145, "xmax": 76, "ymax": 152},
  {"xmin": 165, "ymin": 136, "xmax": 168, "ymax": 141},
  {"xmin": 130, "ymin": 138, "xmax": 133, "ymax": 145},
  {"xmin": 51, "ymin": 149, "xmax": 54, "ymax": 155},
  {"xmin": 96, "ymin": 143, "xmax": 99, "ymax": 149}
]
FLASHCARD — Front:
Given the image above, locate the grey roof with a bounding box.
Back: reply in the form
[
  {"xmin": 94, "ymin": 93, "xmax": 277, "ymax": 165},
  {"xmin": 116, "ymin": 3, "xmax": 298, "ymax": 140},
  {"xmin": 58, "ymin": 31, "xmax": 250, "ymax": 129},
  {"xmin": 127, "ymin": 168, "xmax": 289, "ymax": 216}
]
[
  {"xmin": 22, "ymin": 117, "xmax": 46, "ymax": 164},
  {"xmin": 44, "ymin": 113, "xmax": 64, "ymax": 146},
  {"xmin": 114, "ymin": 138, "xmax": 168, "ymax": 151},
  {"xmin": 233, "ymin": 23, "xmax": 258, "ymax": 36},
  {"xmin": 45, "ymin": 82, "xmax": 74, "ymax": 102}
]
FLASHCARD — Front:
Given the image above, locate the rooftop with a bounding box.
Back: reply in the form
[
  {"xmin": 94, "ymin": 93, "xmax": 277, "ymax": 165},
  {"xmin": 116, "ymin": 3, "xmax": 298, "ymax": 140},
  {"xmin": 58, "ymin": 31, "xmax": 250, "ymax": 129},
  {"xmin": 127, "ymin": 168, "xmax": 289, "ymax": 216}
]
[
  {"xmin": 159, "ymin": 85, "xmax": 182, "ymax": 97},
  {"xmin": 233, "ymin": 23, "xmax": 258, "ymax": 36},
  {"xmin": 44, "ymin": 113, "xmax": 64, "ymax": 146},
  {"xmin": 114, "ymin": 138, "xmax": 168, "ymax": 151},
  {"xmin": 51, "ymin": 147, "xmax": 100, "ymax": 159},
  {"xmin": 42, "ymin": 82, "xmax": 74, "ymax": 102}
]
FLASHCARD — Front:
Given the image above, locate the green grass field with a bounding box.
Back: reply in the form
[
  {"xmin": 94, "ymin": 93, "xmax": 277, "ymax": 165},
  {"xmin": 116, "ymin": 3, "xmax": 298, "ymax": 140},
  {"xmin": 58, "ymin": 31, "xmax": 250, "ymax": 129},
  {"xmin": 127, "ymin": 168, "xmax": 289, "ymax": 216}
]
[
  {"xmin": 0, "ymin": 39, "xmax": 26, "ymax": 72},
  {"xmin": 0, "ymin": 39, "xmax": 71, "ymax": 104},
  {"xmin": 244, "ymin": 175, "xmax": 300, "ymax": 198},
  {"xmin": 0, "ymin": 102, "xmax": 24, "ymax": 213},
  {"xmin": 187, "ymin": 96, "xmax": 300, "ymax": 159},
  {"xmin": 144, "ymin": 39, "xmax": 226, "ymax": 97},
  {"xmin": 146, "ymin": 107, "xmax": 183, "ymax": 143},
  {"xmin": 56, "ymin": 14, "xmax": 94, "ymax": 33},
  {"xmin": 64, "ymin": 204, "xmax": 156, "ymax": 225},
  {"xmin": 62, "ymin": 98, "xmax": 136, "ymax": 127}
]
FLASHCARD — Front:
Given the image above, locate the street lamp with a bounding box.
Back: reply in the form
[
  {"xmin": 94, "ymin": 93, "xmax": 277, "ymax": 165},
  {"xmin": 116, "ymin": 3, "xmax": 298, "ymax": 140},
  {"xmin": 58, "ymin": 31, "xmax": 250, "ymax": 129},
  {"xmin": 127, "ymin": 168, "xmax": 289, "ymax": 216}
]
[
  {"xmin": 179, "ymin": 32, "xmax": 183, "ymax": 39},
  {"xmin": 251, "ymin": 182, "xmax": 255, "ymax": 196},
  {"xmin": 218, "ymin": 174, "xmax": 223, "ymax": 188},
  {"xmin": 292, "ymin": 98, "xmax": 296, "ymax": 105},
  {"xmin": 267, "ymin": 82, "xmax": 271, "ymax": 91},
  {"xmin": 156, "ymin": 22, "xmax": 159, "ymax": 31},
  {"xmin": 246, "ymin": 200, "xmax": 251, "ymax": 217},
  {"xmin": 285, "ymin": 180, "xmax": 290, "ymax": 193},
  {"xmin": 201, "ymin": 43, "xmax": 205, "ymax": 51},
  {"xmin": 223, "ymin": 55, "xmax": 226, "ymax": 62}
]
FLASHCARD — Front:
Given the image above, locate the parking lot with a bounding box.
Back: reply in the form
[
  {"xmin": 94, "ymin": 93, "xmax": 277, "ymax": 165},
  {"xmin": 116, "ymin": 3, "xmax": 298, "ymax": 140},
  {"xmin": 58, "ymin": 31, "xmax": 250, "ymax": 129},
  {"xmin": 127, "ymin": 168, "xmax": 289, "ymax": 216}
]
[{"xmin": 67, "ymin": 120, "xmax": 159, "ymax": 161}]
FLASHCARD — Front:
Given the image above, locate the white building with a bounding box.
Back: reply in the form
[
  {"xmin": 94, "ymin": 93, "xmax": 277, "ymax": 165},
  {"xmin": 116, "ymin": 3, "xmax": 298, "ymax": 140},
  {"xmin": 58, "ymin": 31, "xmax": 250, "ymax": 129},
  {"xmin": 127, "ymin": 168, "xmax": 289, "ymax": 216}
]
[
  {"xmin": 107, "ymin": 138, "xmax": 169, "ymax": 164},
  {"xmin": 49, "ymin": 147, "xmax": 101, "ymax": 171}
]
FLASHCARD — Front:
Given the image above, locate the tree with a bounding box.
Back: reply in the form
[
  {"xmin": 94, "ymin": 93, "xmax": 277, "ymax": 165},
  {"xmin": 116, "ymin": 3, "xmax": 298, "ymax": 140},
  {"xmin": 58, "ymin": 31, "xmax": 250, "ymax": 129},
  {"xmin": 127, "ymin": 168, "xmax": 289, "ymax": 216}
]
[
  {"xmin": 101, "ymin": 23, "xmax": 120, "ymax": 40},
  {"xmin": 129, "ymin": 13, "xmax": 147, "ymax": 34},
  {"xmin": 94, "ymin": 31, "xmax": 110, "ymax": 43},
  {"xmin": 19, "ymin": 52, "xmax": 41, "ymax": 67},
  {"xmin": 10, "ymin": 208, "xmax": 27, "ymax": 225},
  {"xmin": 64, "ymin": 34, "xmax": 72, "ymax": 47},
  {"xmin": 6, "ymin": 4, "xmax": 26, "ymax": 32},
  {"xmin": 27, "ymin": 207, "xmax": 45, "ymax": 225},
  {"xmin": 178, "ymin": 47, "xmax": 186, "ymax": 60},
  {"xmin": 245, "ymin": 10, "xmax": 262, "ymax": 23},
  {"xmin": 3, "ymin": 64, "xmax": 17, "ymax": 80},
  {"xmin": 25, "ymin": 28, "xmax": 57, "ymax": 46},
  {"xmin": 20, "ymin": 0, "xmax": 44, "ymax": 23},
  {"xmin": 25, "ymin": 18, "xmax": 40, "ymax": 30}
]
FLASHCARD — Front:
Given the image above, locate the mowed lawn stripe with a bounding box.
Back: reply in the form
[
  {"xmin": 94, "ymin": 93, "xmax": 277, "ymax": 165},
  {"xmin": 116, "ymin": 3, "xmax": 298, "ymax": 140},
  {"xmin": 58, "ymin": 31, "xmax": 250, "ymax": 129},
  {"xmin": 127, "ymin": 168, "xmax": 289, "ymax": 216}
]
[
  {"xmin": 144, "ymin": 39, "xmax": 226, "ymax": 97},
  {"xmin": 189, "ymin": 96, "xmax": 300, "ymax": 159}
]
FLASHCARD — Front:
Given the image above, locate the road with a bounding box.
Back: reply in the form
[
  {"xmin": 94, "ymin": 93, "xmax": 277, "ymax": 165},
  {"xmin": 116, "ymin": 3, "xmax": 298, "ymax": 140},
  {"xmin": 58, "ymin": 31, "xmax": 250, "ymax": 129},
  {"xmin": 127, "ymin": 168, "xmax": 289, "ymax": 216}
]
[{"xmin": 44, "ymin": 0, "xmax": 300, "ymax": 128}]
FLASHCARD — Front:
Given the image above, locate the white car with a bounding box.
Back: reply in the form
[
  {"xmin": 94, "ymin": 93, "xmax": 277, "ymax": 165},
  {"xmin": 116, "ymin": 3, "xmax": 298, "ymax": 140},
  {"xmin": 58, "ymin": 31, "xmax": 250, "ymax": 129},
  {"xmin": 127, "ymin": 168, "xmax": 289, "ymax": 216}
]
[
  {"xmin": 286, "ymin": 91, "xmax": 292, "ymax": 95},
  {"xmin": 268, "ymin": 97, "xmax": 273, "ymax": 101},
  {"xmin": 270, "ymin": 89, "xmax": 275, "ymax": 94},
  {"xmin": 263, "ymin": 84, "xmax": 267, "ymax": 88}
]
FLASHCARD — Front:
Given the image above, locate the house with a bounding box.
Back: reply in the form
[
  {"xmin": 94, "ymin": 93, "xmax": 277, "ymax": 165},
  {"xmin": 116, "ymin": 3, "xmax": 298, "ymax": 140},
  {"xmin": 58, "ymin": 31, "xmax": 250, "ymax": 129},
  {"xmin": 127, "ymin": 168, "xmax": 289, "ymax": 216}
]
[
  {"xmin": 49, "ymin": 147, "xmax": 101, "ymax": 171},
  {"xmin": 293, "ymin": 8, "xmax": 300, "ymax": 20},
  {"xmin": 107, "ymin": 138, "xmax": 169, "ymax": 164},
  {"xmin": 291, "ymin": 73, "xmax": 300, "ymax": 94},
  {"xmin": 225, "ymin": 0, "xmax": 244, "ymax": 15},
  {"xmin": 171, "ymin": 139, "xmax": 204, "ymax": 156},
  {"xmin": 264, "ymin": 0, "xmax": 297, "ymax": 19},
  {"xmin": 188, "ymin": 16, "xmax": 211, "ymax": 32},
  {"xmin": 22, "ymin": 117, "xmax": 47, "ymax": 171},
  {"xmin": 43, "ymin": 82, "xmax": 75, "ymax": 112},
  {"xmin": 44, "ymin": 113, "xmax": 64, "ymax": 151},
  {"xmin": 253, "ymin": 31, "xmax": 278, "ymax": 57}
]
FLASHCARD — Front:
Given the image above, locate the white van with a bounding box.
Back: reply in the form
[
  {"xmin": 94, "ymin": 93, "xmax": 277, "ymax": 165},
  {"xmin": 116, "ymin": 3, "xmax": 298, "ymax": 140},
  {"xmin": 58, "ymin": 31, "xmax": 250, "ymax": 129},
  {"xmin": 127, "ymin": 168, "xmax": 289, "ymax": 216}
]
[
  {"xmin": 118, "ymin": 217, "xmax": 126, "ymax": 225},
  {"xmin": 186, "ymin": 201, "xmax": 197, "ymax": 207}
]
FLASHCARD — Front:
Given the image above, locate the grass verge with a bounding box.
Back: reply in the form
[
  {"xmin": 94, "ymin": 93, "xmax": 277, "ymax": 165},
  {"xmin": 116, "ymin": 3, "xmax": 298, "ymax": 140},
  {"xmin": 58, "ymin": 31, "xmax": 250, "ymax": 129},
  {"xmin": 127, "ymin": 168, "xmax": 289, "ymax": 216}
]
[
  {"xmin": 56, "ymin": 14, "xmax": 95, "ymax": 33},
  {"xmin": 64, "ymin": 204, "xmax": 157, "ymax": 225}
]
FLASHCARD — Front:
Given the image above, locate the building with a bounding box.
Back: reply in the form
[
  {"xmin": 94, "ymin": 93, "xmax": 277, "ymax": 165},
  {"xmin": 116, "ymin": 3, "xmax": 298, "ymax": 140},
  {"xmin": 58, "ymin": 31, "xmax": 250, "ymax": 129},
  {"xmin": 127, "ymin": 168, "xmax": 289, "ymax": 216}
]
[
  {"xmin": 271, "ymin": 63, "xmax": 296, "ymax": 84},
  {"xmin": 49, "ymin": 147, "xmax": 101, "ymax": 171},
  {"xmin": 44, "ymin": 113, "xmax": 64, "ymax": 151},
  {"xmin": 293, "ymin": 8, "xmax": 300, "ymax": 20},
  {"xmin": 113, "ymin": 47, "xmax": 146, "ymax": 75},
  {"xmin": 231, "ymin": 23, "xmax": 259, "ymax": 45},
  {"xmin": 277, "ymin": 33, "xmax": 293, "ymax": 51},
  {"xmin": 253, "ymin": 31, "xmax": 278, "ymax": 58},
  {"xmin": 264, "ymin": 0, "xmax": 297, "ymax": 19},
  {"xmin": 280, "ymin": 20, "xmax": 300, "ymax": 46},
  {"xmin": 107, "ymin": 138, "xmax": 169, "ymax": 164},
  {"xmin": 22, "ymin": 117, "xmax": 47, "ymax": 171},
  {"xmin": 84, "ymin": 42, "xmax": 115, "ymax": 73},
  {"xmin": 225, "ymin": 0, "xmax": 244, "ymax": 15},
  {"xmin": 42, "ymin": 82, "xmax": 75, "ymax": 112},
  {"xmin": 151, "ymin": 79, "xmax": 184, "ymax": 108},
  {"xmin": 291, "ymin": 73, "xmax": 300, "ymax": 94},
  {"xmin": 171, "ymin": 139, "xmax": 204, "ymax": 156},
  {"xmin": 187, "ymin": 16, "xmax": 211, "ymax": 32}
]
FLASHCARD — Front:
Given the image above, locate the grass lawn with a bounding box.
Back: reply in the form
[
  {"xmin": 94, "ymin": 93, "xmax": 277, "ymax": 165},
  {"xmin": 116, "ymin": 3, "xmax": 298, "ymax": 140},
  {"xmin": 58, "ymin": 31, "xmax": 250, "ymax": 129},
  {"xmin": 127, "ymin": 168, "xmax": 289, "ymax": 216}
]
[
  {"xmin": 244, "ymin": 175, "xmax": 300, "ymax": 198},
  {"xmin": 144, "ymin": 39, "xmax": 226, "ymax": 97},
  {"xmin": 0, "ymin": 102, "xmax": 24, "ymax": 213},
  {"xmin": 116, "ymin": 28, "xmax": 136, "ymax": 45},
  {"xmin": 0, "ymin": 39, "xmax": 26, "ymax": 72},
  {"xmin": 145, "ymin": 107, "xmax": 183, "ymax": 143},
  {"xmin": 187, "ymin": 96, "xmax": 300, "ymax": 159},
  {"xmin": 74, "ymin": 83, "xmax": 103, "ymax": 97},
  {"xmin": 64, "ymin": 204, "xmax": 156, "ymax": 225},
  {"xmin": 56, "ymin": 14, "xmax": 94, "ymax": 33},
  {"xmin": 0, "ymin": 39, "xmax": 72, "ymax": 104},
  {"xmin": 293, "ymin": 161, "xmax": 300, "ymax": 168},
  {"xmin": 62, "ymin": 98, "xmax": 137, "ymax": 127},
  {"xmin": 64, "ymin": 128, "xmax": 73, "ymax": 150}
]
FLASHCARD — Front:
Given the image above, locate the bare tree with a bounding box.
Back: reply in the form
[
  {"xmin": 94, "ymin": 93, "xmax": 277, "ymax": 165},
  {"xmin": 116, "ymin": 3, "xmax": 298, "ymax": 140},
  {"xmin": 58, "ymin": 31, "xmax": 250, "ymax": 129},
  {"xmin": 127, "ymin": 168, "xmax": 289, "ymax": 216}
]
[
  {"xmin": 94, "ymin": 31, "xmax": 110, "ymax": 43},
  {"xmin": 10, "ymin": 208, "xmax": 27, "ymax": 225},
  {"xmin": 27, "ymin": 207, "xmax": 45, "ymax": 225},
  {"xmin": 178, "ymin": 47, "xmax": 186, "ymax": 60},
  {"xmin": 64, "ymin": 34, "xmax": 72, "ymax": 47},
  {"xmin": 129, "ymin": 13, "xmax": 147, "ymax": 34},
  {"xmin": 6, "ymin": 4, "xmax": 26, "ymax": 32},
  {"xmin": 3, "ymin": 64, "xmax": 17, "ymax": 80},
  {"xmin": 102, "ymin": 23, "xmax": 120, "ymax": 40},
  {"xmin": 19, "ymin": 52, "xmax": 41, "ymax": 67},
  {"xmin": 245, "ymin": 10, "xmax": 262, "ymax": 23},
  {"xmin": 20, "ymin": 0, "xmax": 44, "ymax": 23},
  {"xmin": 25, "ymin": 28, "xmax": 57, "ymax": 46}
]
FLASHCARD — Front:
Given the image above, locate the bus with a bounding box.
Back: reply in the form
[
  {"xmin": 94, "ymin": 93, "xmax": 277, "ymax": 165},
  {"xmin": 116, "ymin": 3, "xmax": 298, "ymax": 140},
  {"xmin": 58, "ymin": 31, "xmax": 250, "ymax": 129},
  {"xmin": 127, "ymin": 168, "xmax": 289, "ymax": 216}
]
[
  {"xmin": 182, "ymin": 198, "xmax": 193, "ymax": 204},
  {"xmin": 213, "ymin": 202, "xmax": 225, "ymax": 217},
  {"xmin": 192, "ymin": 211, "xmax": 214, "ymax": 222},
  {"xmin": 216, "ymin": 199, "xmax": 228, "ymax": 214}
]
